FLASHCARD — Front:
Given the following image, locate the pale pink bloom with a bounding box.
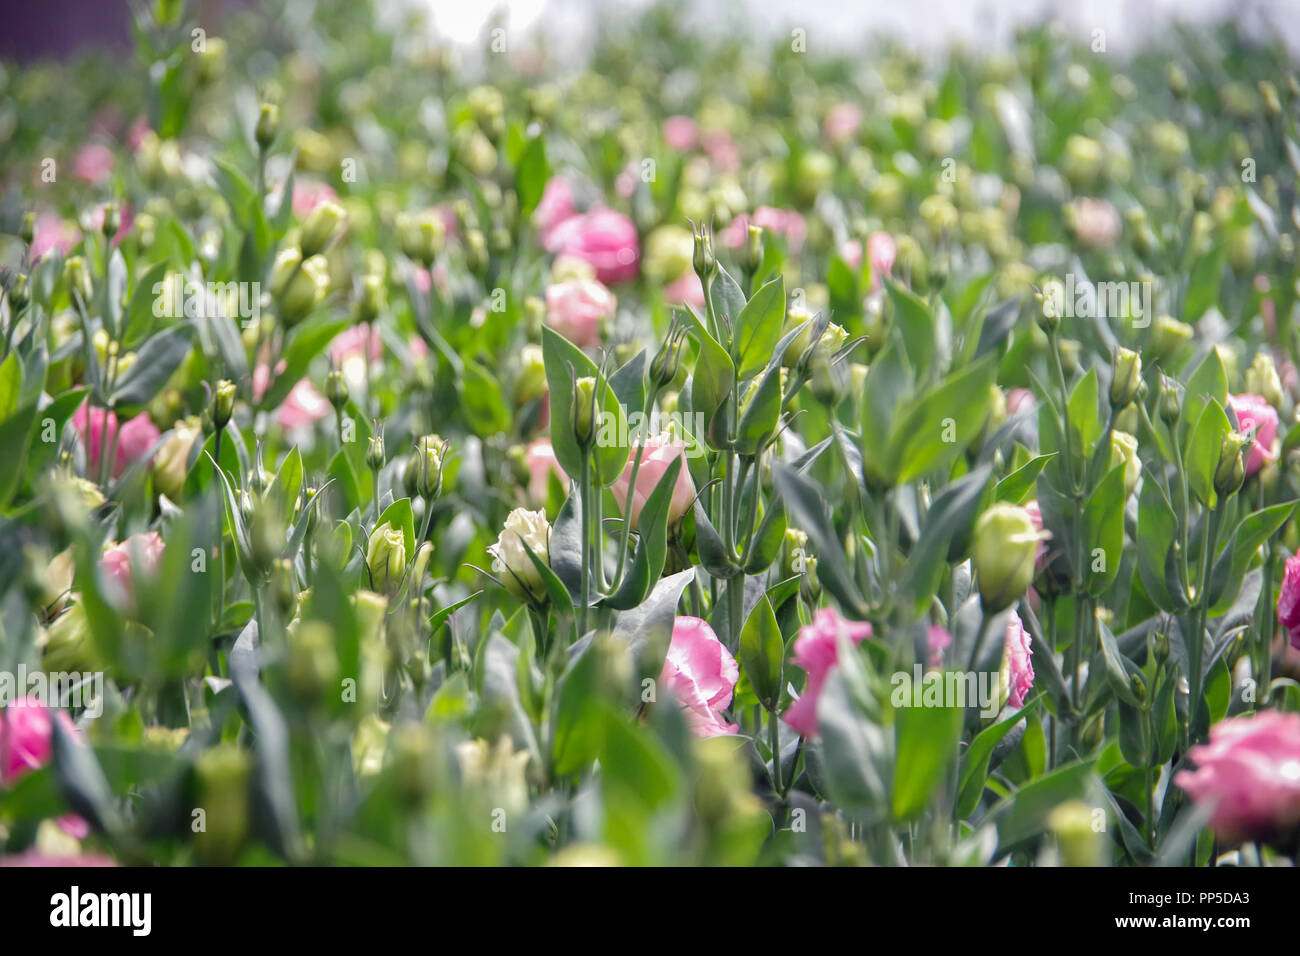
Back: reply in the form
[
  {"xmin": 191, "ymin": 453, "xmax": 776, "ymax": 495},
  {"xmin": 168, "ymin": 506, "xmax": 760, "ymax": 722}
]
[
  {"xmin": 547, "ymin": 209, "xmax": 641, "ymax": 284},
  {"xmin": 662, "ymin": 115, "xmax": 699, "ymax": 152},
  {"xmin": 701, "ymin": 130, "xmax": 740, "ymax": 173},
  {"xmin": 783, "ymin": 608, "xmax": 873, "ymax": 738},
  {"xmin": 840, "ymin": 239, "xmax": 863, "ymax": 270},
  {"xmin": 0, "ymin": 850, "xmax": 116, "ymax": 867},
  {"xmin": 1004, "ymin": 609, "xmax": 1035, "ymax": 709},
  {"xmin": 73, "ymin": 143, "xmax": 114, "ymax": 185},
  {"xmin": 1175, "ymin": 711, "xmax": 1300, "ymax": 841},
  {"xmin": 1070, "ymin": 197, "xmax": 1121, "ymax": 249},
  {"xmin": 100, "ymin": 531, "xmax": 166, "ymax": 610},
  {"xmin": 291, "ymin": 179, "xmax": 338, "ymax": 217},
  {"xmin": 928, "ymin": 625, "xmax": 952, "ymax": 669},
  {"xmin": 406, "ymin": 335, "xmax": 429, "ymax": 363},
  {"xmin": 330, "ymin": 324, "xmax": 383, "ymax": 364},
  {"xmin": 126, "ymin": 117, "xmax": 151, "ymax": 153},
  {"xmin": 31, "ymin": 211, "xmax": 81, "ymax": 260},
  {"xmin": 724, "ymin": 207, "xmax": 806, "ymax": 252},
  {"xmin": 615, "ymin": 161, "xmax": 639, "ymax": 199},
  {"xmin": 660, "ymin": 617, "xmax": 739, "ymax": 737},
  {"xmin": 86, "ymin": 202, "xmax": 133, "ymax": 246},
  {"xmin": 72, "ymin": 400, "xmax": 160, "ymax": 480},
  {"xmin": 610, "ymin": 433, "xmax": 696, "ymax": 531},
  {"xmin": 524, "ymin": 438, "xmax": 569, "ymax": 504},
  {"xmin": 277, "ymin": 377, "xmax": 331, "ymax": 430},
  {"xmin": 867, "ymin": 231, "xmax": 896, "ymax": 285},
  {"xmin": 1023, "ymin": 500, "xmax": 1049, "ymax": 573},
  {"xmin": 1227, "ymin": 393, "xmax": 1280, "ymax": 477},
  {"xmin": 534, "ymin": 175, "xmax": 578, "ymax": 251},
  {"xmin": 664, "ymin": 271, "xmax": 706, "ymax": 310},
  {"xmin": 1006, "ymin": 388, "xmax": 1035, "ymax": 416},
  {"xmin": 823, "ymin": 102, "xmax": 862, "ymax": 145},
  {"xmin": 545, "ymin": 277, "xmax": 616, "ymax": 347}
]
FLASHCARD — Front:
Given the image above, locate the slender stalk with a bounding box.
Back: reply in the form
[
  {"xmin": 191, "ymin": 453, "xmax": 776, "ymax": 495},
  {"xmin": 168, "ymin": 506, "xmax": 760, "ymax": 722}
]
[{"xmin": 578, "ymin": 455, "xmax": 592, "ymax": 637}]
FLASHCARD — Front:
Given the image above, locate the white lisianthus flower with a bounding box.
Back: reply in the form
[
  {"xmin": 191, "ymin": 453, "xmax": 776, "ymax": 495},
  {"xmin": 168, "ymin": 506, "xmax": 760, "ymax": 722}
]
[{"xmin": 488, "ymin": 507, "xmax": 551, "ymax": 602}]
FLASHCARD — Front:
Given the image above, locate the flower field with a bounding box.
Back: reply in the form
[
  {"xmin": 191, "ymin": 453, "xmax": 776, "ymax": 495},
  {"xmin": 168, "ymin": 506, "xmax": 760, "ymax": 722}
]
[{"xmin": 1, "ymin": 0, "xmax": 1300, "ymax": 869}]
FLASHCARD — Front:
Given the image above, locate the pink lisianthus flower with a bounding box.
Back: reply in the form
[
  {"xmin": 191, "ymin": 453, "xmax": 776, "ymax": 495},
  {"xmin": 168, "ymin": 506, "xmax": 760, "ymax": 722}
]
[
  {"xmin": 1174, "ymin": 711, "xmax": 1300, "ymax": 842},
  {"xmin": 701, "ymin": 130, "xmax": 740, "ymax": 172},
  {"xmin": 1227, "ymin": 393, "xmax": 1280, "ymax": 477},
  {"xmin": 100, "ymin": 531, "xmax": 166, "ymax": 610},
  {"xmin": 662, "ymin": 115, "xmax": 699, "ymax": 152},
  {"xmin": 867, "ymin": 231, "xmax": 896, "ymax": 286},
  {"xmin": 823, "ymin": 102, "xmax": 863, "ymax": 145},
  {"xmin": 928, "ymin": 625, "xmax": 953, "ymax": 669},
  {"xmin": 659, "ymin": 617, "xmax": 739, "ymax": 737},
  {"xmin": 783, "ymin": 608, "xmax": 874, "ymax": 738},
  {"xmin": 290, "ymin": 179, "xmax": 338, "ymax": 217},
  {"xmin": 610, "ymin": 433, "xmax": 697, "ymax": 531},
  {"xmin": 72, "ymin": 400, "xmax": 160, "ymax": 480},
  {"xmin": 1002, "ymin": 609, "xmax": 1035, "ymax": 709},
  {"xmin": 277, "ymin": 377, "xmax": 331, "ymax": 430},
  {"xmin": 545, "ymin": 277, "xmax": 616, "ymax": 347},
  {"xmin": 534, "ymin": 175, "xmax": 578, "ymax": 251},
  {"xmin": 524, "ymin": 438, "xmax": 569, "ymax": 504},
  {"xmin": 31, "ymin": 211, "xmax": 81, "ymax": 260},
  {"xmin": 724, "ymin": 207, "xmax": 806, "ymax": 252},
  {"xmin": 1277, "ymin": 553, "xmax": 1300, "ymax": 651},
  {"xmin": 548, "ymin": 208, "xmax": 641, "ymax": 284},
  {"xmin": 0, "ymin": 700, "xmax": 93, "ymax": 841},
  {"xmin": 663, "ymin": 271, "xmax": 706, "ymax": 311},
  {"xmin": 73, "ymin": 143, "xmax": 114, "ymax": 185}
]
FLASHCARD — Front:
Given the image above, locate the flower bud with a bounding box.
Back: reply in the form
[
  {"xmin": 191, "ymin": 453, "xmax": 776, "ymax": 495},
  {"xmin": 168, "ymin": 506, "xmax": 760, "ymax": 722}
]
[
  {"xmin": 1109, "ymin": 430, "xmax": 1141, "ymax": 497},
  {"xmin": 355, "ymin": 272, "xmax": 386, "ymax": 323},
  {"xmin": 972, "ymin": 503, "xmax": 1039, "ymax": 612},
  {"xmin": 1048, "ymin": 800, "xmax": 1106, "ymax": 866},
  {"xmin": 572, "ymin": 375, "xmax": 597, "ymax": 447},
  {"xmin": 366, "ymin": 521, "xmax": 407, "ymax": 596},
  {"xmin": 1214, "ymin": 431, "xmax": 1248, "ymax": 499},
  {"xmin": 396, "ymin": 210, "xmax": 445, "ymax": 267},
  {"xmin": 286, "ymin": 620, "xmax": 339, "ymax": 702},
  {"xmin": 64, "ymin": 256, "xmax": 92, "ymax": 304},
  {"xmin": 692, "ymin": 223, "xmax": 717, "ymax": 283},
  {"xmin": 649, "ymin": 322, "xmax": 686, "ymax": 391},
  {"xmin": 1245, "ymin": 352, "xmax": 1284, "ymax": 411},
  {"xmin": 515, "ymin": 344, "xmax": 547, "ymax": 406},
  {"xmin": 101, "ymin": 202, "xmax": 121, "ymax": 240},
  {"xmin": 152, "ymin": 417, "xmax": 202, "ymax": 499},
  {"xmin": 366, "ymin": 431, "xmax": 385, "ymax": 473},
  {"xmin": 1109, "ymin": 347, "xmax": 1142, "ymax": 409},
  {"xmin": 488, "ymin": 507, "xmax": 551, "ymax": 604},
  {"xmin": 325, "ymin": 369, "xmax": 348, "ymax": 411},
  {"xmin": 406, "ymin": 434, "xmax": 447, "ymax": 499},
  {"xmin": 8, "ymin": 271, "xmax": 30, "ymax": 313},
  {"xmin": 19, "ymin": 211, "xmax": 35, "ymax": 246},
  {"xmin": 213, "ymin": 379, "xmax": 236, "ymax": 429},
  {"xmin": 299, "ymin": 199, "xmax": 346, "ymax": 257},
  {"xmin": 270, "ymin": 247, "xmax": 330, "ymax": 325},
  {"xmin": 392, "ymin": 723, "xmax": 436, "ymax": 806},
  {"xmin": 194, "ymin": 744, "xmax": 253, "ymax": 864},
  {"xmin": 255, "ymin": 102, "xmax": 279, "ymax": 151},
  {"xmin": 1159, "ymin": 375, "xmax": 1181, "ymax": 424}
]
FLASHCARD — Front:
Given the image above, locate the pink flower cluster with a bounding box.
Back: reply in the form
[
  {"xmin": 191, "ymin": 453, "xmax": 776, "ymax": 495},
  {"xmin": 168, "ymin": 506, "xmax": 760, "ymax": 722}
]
[
  {"xmin": 72, "ymin": 400, "xmax": 160, "ymax": 480},
  {"xmin": 660, "ymin": 617, "xmax": 739, "ymax": 737},
  {"xmin": 784, "ymin": 608, "xmax": 874, "ymax": 738},
  {"xmin": 535, "ymin": 177, "xmax": 640, "ymax": 284}
]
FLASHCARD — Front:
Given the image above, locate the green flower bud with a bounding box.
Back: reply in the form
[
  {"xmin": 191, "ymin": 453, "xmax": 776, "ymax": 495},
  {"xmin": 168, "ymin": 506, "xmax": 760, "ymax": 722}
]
[
  {"xmin": 1109, "ymin": 430, "xmax": 1141, "ymax": 498},
  {"xmin": 196, "ymin": 36, "xmax": 226, "ymax": 85},
  {"xmin": 325, "ymin": 369, "xmax": 348, "ymax": 411},
  {"xmin": 366, "ymin": 521, "xmax": 407, "ymax": 596},
  {"xmin": 972, "ymin": 502, "xmax": 1039, "ymax": 612},
  {"xmin": 1109, "ymin": 347, "xmax": 1143, "ymax": 409},
  {"xmin": 194, "ymin": 744, "xmax": 253, "ymax": 864},
  {"xmin": 515, "ymin": 344, "xmax": 548, "ymax": 406},
  {"xmin": 286, "ymin": 620, "xmax": 339, "ymax": 701},
  {"xmin": 692, "ymin": 223, "xmax": 717, "ymax": 283},
  {"xmin": 101, "ymin": 202, "xmax": 121, "ymax": 240},
  {"xmin": 365, "ymin": 432, "xmax": 385, "ymax": 473},
  {"xmin": 1063, "ymin": 135, "xmax": 1104, "ymax": 188},
  {"xmin": 1048, "ymin": 800, "xmax": 1106, "ymax": 867},
  {"xmin": 299, "ymin": 199, "xmax": 346, "ymax": 257},
  {"xmin": 270, "ymin": 248, "xmax": 330, "ymax": 325},
  {"xmin": 406, "ymin": 434, "xmax": 447, "ymax": 499},
  {"xmin": 1245, "ymin": 352, "xmax": 1285, "ymax": 410},
  {"xmin": 1150, "ymin": 315, "xmax": 1193, "ymax": 361},
  {"xmin": 392, "ymin": 723, "xmax": 437, "ymax": 806},
  {"xmin": 7, "ymin": 271, "xmax": 30, "ymax": 313},
  {"xmin": 63, "ymin": 256, "xmax": 92, "ymax": 304},
  {"xmin": 572, "ymin": 375, "xmax": 597, "ymax": 447},
  {"xmin": 255, "ymin": 102, "xmax": 279, "ymax": 151},
  {"xmin": 19, "ymin": 211, "xmax": 35, "ymax": 246},
  {"xmin": 355, "ymin": 272, "xmax": 386, "ymax": 323},
  {"xmin": 213, "ymin": 379, "xmax": 237, "ymax": 429},
  {"xmin": 649, "ymin": 322, "xmax": 687, "ymax": 391},
  {"xmin": 396, "ymin": 210, "xmax": 445, "ymax": 267},
  {"xmin": 1214, "ymin": 431, "xmax": 1248, "ymax": 499},
  {"xmin": 780, "ymin": 528, "xmax": 810, "ymax": 580},
  {"xmin": 1159, "ymin": 375, "xmax": 1182, "ymax": 424}
]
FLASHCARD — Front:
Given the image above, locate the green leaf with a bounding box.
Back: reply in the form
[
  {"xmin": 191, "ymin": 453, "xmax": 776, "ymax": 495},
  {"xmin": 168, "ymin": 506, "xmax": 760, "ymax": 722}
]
[
  {"xmin": 110, "ymin": 322, "xmax": 194, "ymax": 407},
  {"xmin": 263, "ymin": 314, "xmax": 352, "ymax": 410},
  {"xmin": 458, "ymin": 360, "xmax": 512, "ymax": 436},
  {"xmin": 988, "ymin": 761, "xmax": 1096, "ymax": 851},
  {"xmin": 996, "ymin": 454, "xmax": 1053, "ymax": 504},
  {"xmin": 886, "ymin": 279, "xmax": 937, "ymax": 375},
  {"xmin": 376, "ymin": 497, "xmax": 416, "ymax": 557},
  {"xmin": 1066, "ymin": 367, "xmax": 1102, "ymax": 458},
  {"xmin": 956, "ymin": 701, "xmax": 1037, "ymax": 819},
  {"xmin": 892, "ymin": 692, "xmax": 963, "ymax": 822},
  {"xmin": 739, "ymin": 597, "xmax": 783, "ymax": 710},
  {"xmin": 1185, "ymin": 246, "xmax": 1223, "ymax": 322},
  {"xmin": 1185, "ymin": 398, "xmax": 1231, "ymax": 507},
  {"xmin": 683, "ymin": 307, "xmax": 735, "ymax": 448},
  {"xmin": 540, "ymin": 326, "xmax": 627, "ymax": 485},
  {"xmin": 515, "ymin": 135, "xmax": 550, "ymax": 215},
  {"xmin": 734, "ymin": 359, "xmax": 782, "ymax": 456},
  {"xmin": 732, "ymin": 275, "xmax": 785, "ymax": 377},
  {"xmin": 885, "ymin": 355, "xmax": 996, "ymax": 484},
  {"xmin": 1207, "ymin": 501, "xmax": 1296, "ymax": 614},
  {"xmin": 1082, "ymin": 464, "xmax": 1126, "ymax": 595}
]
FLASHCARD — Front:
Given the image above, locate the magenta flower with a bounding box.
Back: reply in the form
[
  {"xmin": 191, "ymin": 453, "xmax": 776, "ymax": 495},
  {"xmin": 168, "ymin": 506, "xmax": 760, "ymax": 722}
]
[
  {"xmin": 610, "ymin": 433, "xmax": 696, "ymax": 531},
  {"xmin": 0, "ymin": 698, "xmax": 77, "ymax": 784},
  {"xmin": 1003, "ymin": 609, "xmax": 1035, "ymax": 709},
  {"xmin": 548, "ymin": 209, "xmax": 641, "ymax": 284},
  {"xmin": 1175, "ymin": 711, "xmax": 1300, "ymax": 842},
  {"xmin": 660, "ymin": 617, "xmax": 739, "ymax": 737},
  {"xmin": 544, "ymin": 277, "xmax": 616, "ymax": 347},
  {"xmin": 72, "ymin": 400, "xmax": 161, "ymax": 480},
  {"xmin": 783, "ymin": 608, "xmax": 873, "ymax": 738},
  {"xmin": 1277, "ymin": 553, "xmax": 1300, "ymax": 650},
  {"xmin": 1227, "ymin": 393, "xmax": 1280, "ymax": 477},
  {"xmin": 100, "ymin": 531, "xmax": 166, "ymax": 610},
  {"xmin": 928, "ymin": 625, "xmax": 952, "ymax": 669}
]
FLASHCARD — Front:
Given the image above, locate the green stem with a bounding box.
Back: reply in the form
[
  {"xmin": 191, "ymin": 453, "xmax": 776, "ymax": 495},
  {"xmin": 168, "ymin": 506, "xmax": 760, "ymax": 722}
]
[{"xmin": 578, "ymin": 455, "xmax": 592, "ymax": 637}]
